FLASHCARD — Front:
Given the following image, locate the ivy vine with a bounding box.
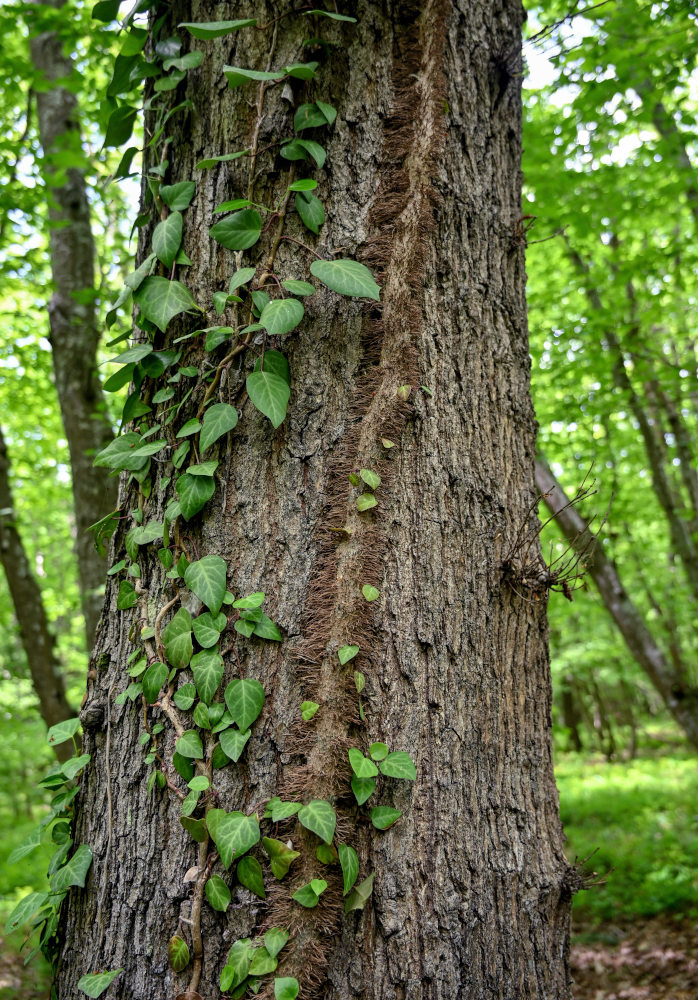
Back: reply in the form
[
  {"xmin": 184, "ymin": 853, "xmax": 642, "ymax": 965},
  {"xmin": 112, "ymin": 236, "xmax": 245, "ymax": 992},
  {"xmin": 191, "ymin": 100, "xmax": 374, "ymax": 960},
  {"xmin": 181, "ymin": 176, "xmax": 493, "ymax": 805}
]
[{"xmin": 8, "ymin": 5, "xmax": 418, "ymax": 999}]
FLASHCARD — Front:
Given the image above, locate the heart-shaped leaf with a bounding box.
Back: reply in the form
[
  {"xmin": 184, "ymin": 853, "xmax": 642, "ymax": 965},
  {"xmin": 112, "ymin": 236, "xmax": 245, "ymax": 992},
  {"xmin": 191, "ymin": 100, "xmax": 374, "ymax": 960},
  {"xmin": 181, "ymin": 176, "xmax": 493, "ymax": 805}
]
[
  {"xmin": 237, "ymin": 856, "xmax": 266, "ymax": 898},
  {"xmin": 184, "ymin": 554, "xmax": 227, "ymax": 613},
  {"xmin": 175, "ymin": 731, "xmax": 204, "ymax": 759},
  {"xmin": 207, "ymin": 809, "xmax": 260, "ymax": 868},
  {"xmin": 246, "ymin": 370, "xmax": 290, "ymax": 428},
  {"xmin": 262, "ymin": 837, "xmax": 300, "ymax": 879},
  {"xmin": 338, "ymin": 843, "xmax": 359, "ymax": 895},
  {"xmin": 298, "ymin": 800, "xmax": 336, "ymax": 844},
  {"xmin": 200, "ymin": 401, "xmax": 238, "ymax": 452},
  {"xmin": 162, "ymin": 608, "xmax": 193, "ymax": 669},
  {"xmin": 259, "ymin": 298, "xmax": 304, "ymax": 336},
  {"xmin": 209, "ymin": 209, "xmax": 262, "ymax": 250},
  {"xmin": 224, "ymin": 678, "xmax": 264, "ymax": 732},
  {"xmin": 76, "ymin": 969, "xmax": 123, "ymax": 998},
  {"xmin": 379, "ymin": 751, "xmax": 417, "ymax": 780},
  {"xmin": 219, "ymin": 727, "xmax": 250, "ymax": 762},
  {"xmin": 133, "ymin": 276, "xmax": 201, "ymax": 332},
  {"xmin": 153, "ymin": 212, "xmax": 183, "ymax": 267},
  {"xmin": 50, "ymin": 843, "xmax": 93, "ymax": 893},
  {"xmin": 310, "ymin": 258, "xmax": 380, "ymax": 300},
  {"xmin": 344, "ymin": 872, "xmax": 374, "ymax": 913},
  {"xmin": 192, "ymin": 610, "xmax": 226, "ymax": 648},
  {"xmin": 176, "ymin": 472, "xmax": 215, "ymax": 520},
  {"xmin": 191, "ymin": 649, "xmax": 224, "ymax": 704},
  {"xmin": 205, "ymin": 873, "xmax": 231, "ymax": 911},
  {"xmin": 348, "ymin": 748, "xmax": 378, "ymax": 778},
  {"xmin": 370, "ymin": 806, "xmax": 402, "ymax": 830}
]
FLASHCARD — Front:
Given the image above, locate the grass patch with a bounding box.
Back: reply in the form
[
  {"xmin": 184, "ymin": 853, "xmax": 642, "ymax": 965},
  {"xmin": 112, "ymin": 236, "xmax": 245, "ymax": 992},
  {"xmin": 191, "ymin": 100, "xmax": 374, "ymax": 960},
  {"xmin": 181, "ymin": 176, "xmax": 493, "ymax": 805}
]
[{"xmin": 556, "ymin": 753, "xmax": 698, "ymax": 923}]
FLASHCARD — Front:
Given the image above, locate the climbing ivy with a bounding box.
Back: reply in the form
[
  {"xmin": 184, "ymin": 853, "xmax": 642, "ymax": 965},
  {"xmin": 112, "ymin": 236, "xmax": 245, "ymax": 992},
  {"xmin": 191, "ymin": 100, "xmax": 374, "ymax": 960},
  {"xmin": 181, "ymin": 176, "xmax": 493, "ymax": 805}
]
[{"xmin": 9, "ymin": 4, "xmax": 418, "ymax": 998}]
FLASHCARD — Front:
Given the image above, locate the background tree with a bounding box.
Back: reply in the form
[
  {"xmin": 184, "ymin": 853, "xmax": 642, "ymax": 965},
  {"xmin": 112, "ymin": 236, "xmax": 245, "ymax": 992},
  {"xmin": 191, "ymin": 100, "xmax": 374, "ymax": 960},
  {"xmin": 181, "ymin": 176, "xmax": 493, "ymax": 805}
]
[
  {"xmin": 525, "ymin": 0, "xmax": 698, "ymax": 752},
  {"xmin": 50, "ymin": 2, "xmax": 572, "ymax": 998}
]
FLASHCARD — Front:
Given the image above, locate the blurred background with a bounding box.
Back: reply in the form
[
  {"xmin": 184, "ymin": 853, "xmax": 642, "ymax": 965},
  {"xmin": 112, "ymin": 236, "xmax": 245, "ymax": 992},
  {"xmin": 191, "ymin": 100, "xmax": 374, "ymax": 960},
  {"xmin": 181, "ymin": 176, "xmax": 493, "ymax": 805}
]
[{"xmin": 0, "ymin": 1, "xmax": 696, "ymax": 997}]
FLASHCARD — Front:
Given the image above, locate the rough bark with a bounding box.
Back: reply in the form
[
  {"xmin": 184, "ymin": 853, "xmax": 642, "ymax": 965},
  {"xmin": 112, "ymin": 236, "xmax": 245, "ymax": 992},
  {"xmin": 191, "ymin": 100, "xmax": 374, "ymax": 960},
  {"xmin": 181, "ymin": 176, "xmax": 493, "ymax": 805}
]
[
  {"xmin": 29, "ymin": 0, "xmax": 117, "ymax": 646},
  {"xmin": 57, "ymin": 3, "xmax": 572, "ymax": 998},
  {"xmin": 535, "ymin": 456, "xmax": 698, "ymax": 750},
  {"xmin": 0, "ymin": 428, "xmax": 74, "ymax": 762}
]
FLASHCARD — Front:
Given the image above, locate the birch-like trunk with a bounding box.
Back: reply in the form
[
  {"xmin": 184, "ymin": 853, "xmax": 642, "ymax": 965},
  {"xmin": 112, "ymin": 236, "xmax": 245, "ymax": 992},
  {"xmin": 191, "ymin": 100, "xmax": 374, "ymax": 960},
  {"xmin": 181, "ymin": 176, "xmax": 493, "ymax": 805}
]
[{"xmin": 57, "ymin": 3, "xmax": 572, "ymax": 997}]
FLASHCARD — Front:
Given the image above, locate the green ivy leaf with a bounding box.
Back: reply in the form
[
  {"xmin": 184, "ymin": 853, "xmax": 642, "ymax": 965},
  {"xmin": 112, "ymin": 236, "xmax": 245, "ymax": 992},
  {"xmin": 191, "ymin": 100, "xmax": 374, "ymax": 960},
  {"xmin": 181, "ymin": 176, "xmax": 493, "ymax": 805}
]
[
  {"xmin": 116, "ymin": 580, "xmax": 138, "ymax": 610},
  {"xmin": 298, "ymin": 800, "xmax": 336, "ymax": 844},
  {"xmin": 209, "ymin": 209, "xmax": 262, "ymax": 250},
  {"xmin": 200, "ymin": 401, "xmax": 238, "ymax": 452},
  {"xmin": 224, "ymin": 678, "xmax": 265, "ymax": 732},
  {"xmin": 104, "ymin": 105, "xmax": 137, "ymax": 147},
  {"xmin": 207, "ymin": 809, "xmax": 260, "ymax": 868},
  {"xmin": 205, "ymin": 873, "xmax": 231, "ymax": 911},
  {"xmin": 310, "ymin": 259, "xmax": 381, "ymax": 300},
  {"xmin": 360, "ymin": 468, "xmax": 381, "ymax": 490},
  {"xmin": 142, "ymin": 662, "xmax": 168, "ymax": 703},
  {"xmin": 233, "ymin": 592, "xmax": 265, "ymax": 610},
  {"xmin": 4, "ymin": 892, "xmax": 48, "ymax": 933},
  {"xmin": 162, "ymin": 608, "xmax": 193, "ymax": 669},
  {"xmin": 187, "ymin": 460, "xmax": 219, "ymax": 477},
  {"xmin": 191, "ymin": 649, "xmax": 224, "ymax": 704},
  {"xmin": 284, "ymin": 61, "xmax": 319, "ymax": 80},
  {"xmin": 174, "ymin": 683, "xmax": 196, "ymax": 710},
  {"xmin": 379, "ymin": 751, "xmax": 417, "ymax": 780},
  {"xmin": 344, "ymin": 873, "xmax": 374, "ymax": 913},
  {"xmin": 292, "ymin": 879, "xmax": 327, "ymax": 907},
  {"xmin": 262, "ymin": 837, "xmax": 301, "ymax": 879},
  {"xmin": 219, "ymin": 726, "xmax": 250, "ymax": 762},
  {"xmin": 316, "ymin": 842, "xmax": 337, "ymax": 864},
  {"xmin": 223, "ymin": 65, "xmax": 285, "ymax": 86},
  {"xmin": 252, "ymin": 612, "xmax": 283, "ymax": 641},
  {"xmin": 354, "ymin": 670, "xmax": 365, "ymax": 693},
  {"xmin": 294, "ymin": 103, "xmax": 328, "ymax": 130},
  {"xmin": 179, "ymin": 19, "xmax": 257, "ymax": 38},
  {"xmin": 180, "ymin": 815, "xmax": 207, "ymax": 842},
  {"xmin": 295, "ymin": 192, "xmax": 325, "ymax": 234},
  {"xmin": 316, "ymin": 100, "xmax": 338, "ymax": 124},
  {"xmin": 338, "ymin": 644, "xmax": 359, "ymax": 664},
  {"xmin": 269, "ymin": 799, "xmax": 301, "ymax": 822},
  {"xmin": 168, "ymin": 934, "xmax": 190, "ymax": 972},
  {"xmin": 237, "ymin": 855, "xmax": 266, "ymax": 898},
  {"xmin": 361, "ymin": 584, "xmax": 380, "ymax": 602},
  {"xmin": 303, "ymin": 9, "xmax": 357, "ymax": 21},
  {"xmin": 348, "ymin": 748, "xmax": 379, "ymax": 778},
  {"xmin": 265, "ymin": 927, "xmax": 290, "ymax": 959},
  {"xmin": 184, "ymin": 554, "xmax": 227, "ymax": 613},
  {"xmin": 46, "ymin": 717, "xmax": 81, "ymax": 747},
  {"xmin": 7, "ymin": 827, "xmax": 42, "ymax": 864},
  {"xmin": 196, "ymin": 151, "xmax": 249, "ymax": 170},
  {"xmin": 351, "ymin": 776, "xmax": 376, "ymax": 806},
  {"xmin": 356, "ymin": 493, "xmax": 377, "ymax": 512},
  {"xmin": 160, "ymin": 181, "xmax": 196, "ymax": 209},
  {"xmin": 133, "ymin": 276, "xmax": 201, "ymax": 332},
  {"xmin": 153, "ymin": 212, "xmax": 183, "ymax": 268},
  {"xmin": 274, "ymin": 978, "xmax": 300, "ymax": 1000},
  {"xmin": 370, "ymin": 806, "xmax": 402, "ymax": 830},
  {"xmin": 280, "ymin": 138, "xmax": 326, "ymax": 168},
  {"xmin": 176, "ymin": 472, "xmax": 215, "ymax": 520},
  {"xmin": 281, "ymin": 279, "xmax": 315, "ymax": 297},
  {"xmin": 175, "ymin": 731, "xmax": 204, "ymax": 759},
  {"xmin": 301, "ymin": 700, "xmax": 319, "ymax": 721},
  {"xmin": 250, "ymin": 946, "xmax": 277, "ymax": 976},
  {"xmin": 253, "ymin": 350, "xmax": 290, "ymax": 385},
  {"xmin": 50, "ymin": 843, "xmax": 93, "ymax": 893},
  {"xmin": 220, "ymin": 939, "xmax": 253, "ymax": 992},
  {"xmin": 192, "ymin": 610, "xmax": 226, "ymax": 647},
  {"xmin": 246, "ymin": 371, "xmax": 291, "ymax": 428},
  {"xmin": 76, "ymin": 969, "xmax": 123, "ymax": 998},
  {"xmin": 338, "ymin": 843, "xmax": 359, "ymax": 895},
  {"xmin": 259, "ymin": 298, "xmax": 304, "ymax": 336},
  {"xmin": 369, "ymin": 742, "xmax": 389, "ymax": 761}
]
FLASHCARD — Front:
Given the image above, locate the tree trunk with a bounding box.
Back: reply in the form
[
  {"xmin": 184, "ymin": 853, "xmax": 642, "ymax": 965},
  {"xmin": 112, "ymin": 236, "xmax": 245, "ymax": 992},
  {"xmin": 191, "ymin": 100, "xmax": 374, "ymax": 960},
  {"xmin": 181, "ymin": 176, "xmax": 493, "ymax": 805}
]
[
  {"xmin": 29, "ymin": 0, "xmax": 117, "ymax": 646},
  {"xmin": 57, "ymin": 3, "xmax": 572, "ymax": 998},
  {"xmin": 0, "ymin": 428, "xmax": 74, "ymax": 761},
  {"xmin": 535, "ymin": 456, "xmax": 698, "ymax": 750}
]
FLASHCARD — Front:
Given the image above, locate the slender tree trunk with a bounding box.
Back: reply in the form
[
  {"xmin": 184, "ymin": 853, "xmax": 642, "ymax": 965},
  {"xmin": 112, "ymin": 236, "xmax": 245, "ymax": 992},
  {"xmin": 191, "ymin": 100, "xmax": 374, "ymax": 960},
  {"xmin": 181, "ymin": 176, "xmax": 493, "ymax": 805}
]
[
  {"xmin": 29, "ymin": 0, "xmax": 116, "ymax": 646},
  {"xmin": 535, "ymin": 456, "xmax": 698, "ymax": 749},
  {"xmin": 0, "ymin": 428, "xmax": 73, "ymax": 762},
  {"xmin": 57, "ymin": 4, "xmax": 572, "ymax": 997}
]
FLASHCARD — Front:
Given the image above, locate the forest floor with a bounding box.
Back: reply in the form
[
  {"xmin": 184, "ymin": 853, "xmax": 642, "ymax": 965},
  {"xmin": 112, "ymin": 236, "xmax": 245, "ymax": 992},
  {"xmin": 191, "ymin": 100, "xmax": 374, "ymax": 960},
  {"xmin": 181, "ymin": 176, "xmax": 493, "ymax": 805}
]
[
  {"xmin": 1, "ymin": 916, "xmax": 696, "ymax": 998},
  {"xmin": 571, "ymin": 915, "xmax": 697, "ymax": 999}
]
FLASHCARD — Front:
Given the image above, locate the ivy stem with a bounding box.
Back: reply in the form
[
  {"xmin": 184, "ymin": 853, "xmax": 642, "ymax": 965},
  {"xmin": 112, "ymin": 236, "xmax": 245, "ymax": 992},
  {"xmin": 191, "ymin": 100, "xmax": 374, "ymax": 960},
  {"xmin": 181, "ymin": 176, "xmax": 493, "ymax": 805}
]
[
  {"xmin": 247, "ymin": 20, "xmax": 279, "ymax": 203},
  {"xmin": 279, "ymin": 234, "xmax": 324, "ymax": 259},
  {"xmin": 187, "ymin": 737, "xmax": 214, "ymax": 995},
  {"xmin": 154, "ymin": 592, "xmax": 179, "ymax": 662}
]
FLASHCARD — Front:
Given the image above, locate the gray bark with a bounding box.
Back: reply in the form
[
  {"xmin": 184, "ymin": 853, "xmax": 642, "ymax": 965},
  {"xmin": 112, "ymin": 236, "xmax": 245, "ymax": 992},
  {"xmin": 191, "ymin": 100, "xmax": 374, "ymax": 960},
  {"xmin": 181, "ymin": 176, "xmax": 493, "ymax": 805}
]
[
  {"xmin": 535, "ymin": 456, "xmax": 698, "ymax": 750},
  {"xmin": 57, "ymin": 3, "xmax": 572, "ymax": 998},
  {"xmin": 29, "ymin": 0, "xmax": 117, "ymax": 646},
  {"xmin": 0, "ymin": 428, "xmax": 74, "ymax": 762}
]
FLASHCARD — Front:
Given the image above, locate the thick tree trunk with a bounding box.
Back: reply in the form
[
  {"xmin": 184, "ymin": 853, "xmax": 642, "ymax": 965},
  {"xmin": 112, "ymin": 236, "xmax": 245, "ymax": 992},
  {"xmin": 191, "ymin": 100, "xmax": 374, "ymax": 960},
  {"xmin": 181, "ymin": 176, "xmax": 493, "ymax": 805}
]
[
  {"xmin": 0, "ymin": 428, "xmax": 74, "ymax": 761},
  {"xmin": 57, "ymin": 3, "xmax": 572, "ymax": 998},
  {"xmin": 535, "ymin": 456, "xmax": 698, "ymax": 750},
  {"xmin": 29, "ymin": 0, "xmax": 117, "ymax": 646}
]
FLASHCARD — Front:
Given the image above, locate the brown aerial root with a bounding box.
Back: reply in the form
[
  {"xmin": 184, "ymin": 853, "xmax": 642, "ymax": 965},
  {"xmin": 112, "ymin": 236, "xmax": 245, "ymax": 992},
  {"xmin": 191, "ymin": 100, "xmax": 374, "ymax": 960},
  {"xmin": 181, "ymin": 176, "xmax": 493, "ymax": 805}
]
[{"xmin": 261, "ymin": 1, "xmax": 451, "ymax": 995}]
